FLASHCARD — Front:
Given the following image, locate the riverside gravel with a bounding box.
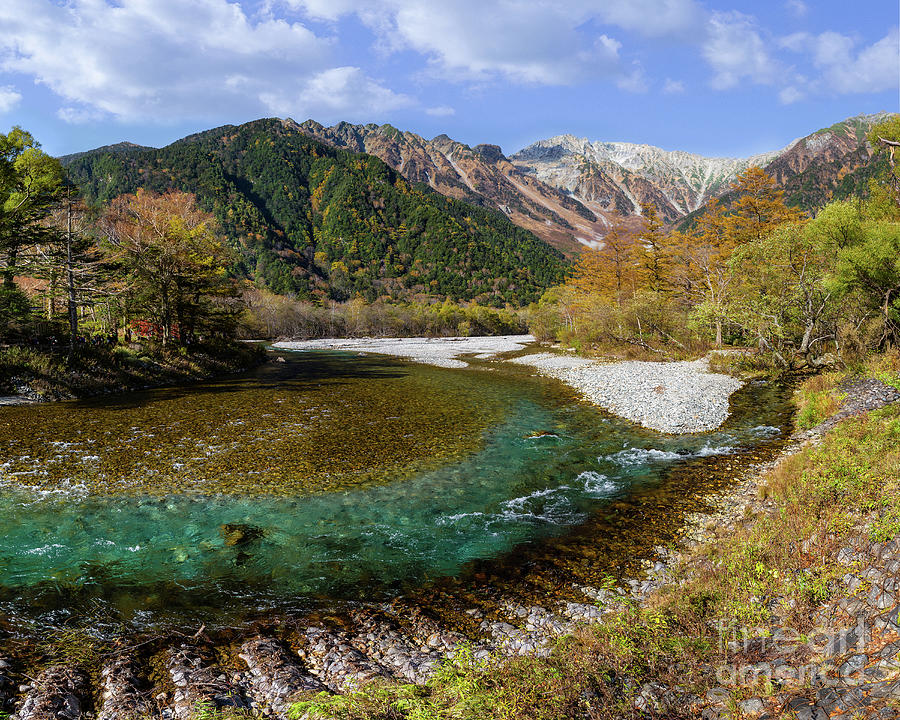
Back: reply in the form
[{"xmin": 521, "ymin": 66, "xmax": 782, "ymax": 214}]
[
  {"xmin": 275, "ymin": 336, "xmax": 744, "ymax": 433},
  {"xmin": 509, "ymin": 353, "xmax": 744, "ymax": 433},
  {"xmin": 273, "ymin": 335, "xmax": 536, "ymax": 368}
]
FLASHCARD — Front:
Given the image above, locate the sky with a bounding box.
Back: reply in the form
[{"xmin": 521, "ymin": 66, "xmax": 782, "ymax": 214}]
[{"xmin": 0, "ymin": 0, "xmax": 897, "ymax": 159}]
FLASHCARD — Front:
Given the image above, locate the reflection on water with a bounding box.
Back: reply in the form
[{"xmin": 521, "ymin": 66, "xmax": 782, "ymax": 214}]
[{"xmin": 0, "ymin": 351, "xmax": 793, "ymax": 632}]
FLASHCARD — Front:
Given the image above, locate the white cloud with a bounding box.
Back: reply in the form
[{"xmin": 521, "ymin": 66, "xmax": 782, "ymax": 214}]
[
  {"xmin": 811, "ymin": 31, "xmax": 856, "ymax": 68},
  {"xmin": 425, "ymin": 106, "xmax": 456, "ymax": 117},
  {"xmin": 778, "ymin": 28, "xmax": 900, "ymax": 96},
  {"xmin": 778, "ymin": 32, "xmax": 811, "ymax": 52},
  {"xmin": 778, "ymin": 86, "xmax": 804, "ymax": 104},
  {"xmin": 702, "ymin": 12, "xmax": 778, "ymax": 90},
  {"xmin": 591, "ymin": 0, "xmax": 704, "ymax": 38},
  {"xmin": 785, "ymin": 0, "xmax": 808, "ymax": 18},
  {"xmin": 380, "ymin": 2, "xmax": 622, "ymax": 85},
  {"xmin": 662, "ymin": 78, "xmax": 685, "ymax": 94},
  {"xmin": 289, "ymin": 0, "xmax": 703, "ymax": 87},
  {"xmin": 57, "ymin": 106, "xmax": 107, "ymax": 124},
  {"xmin": 815, "ymin": 29, "xmax": 900, "ymax": 94},
  {"xmin": 0, "ymin": 86, "xmax": 22, "ymax": 114},
  {"xmin": 0, "ymin": 0, "xmax": 410, "ymax": 124},
  {"xmin": 617, "ymin": 65, "xmax": 648, "ymax": 93},
  {"xmin": 260, "ymin": 67, "xmax": 412, "ymax": 116}
]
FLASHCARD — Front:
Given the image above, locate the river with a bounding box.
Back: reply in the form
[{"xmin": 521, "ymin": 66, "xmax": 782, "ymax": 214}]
[{"xmin": 0, "ymin": 349, "xmax": 792, "ymax": 636}]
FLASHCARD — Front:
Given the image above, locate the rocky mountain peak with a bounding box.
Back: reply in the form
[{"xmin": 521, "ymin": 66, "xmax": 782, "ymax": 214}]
[
  {"xmin": 292, "ymin": 112, "xmax": 894, "ymax": 253},
  {"xmin": 473, "ymin": 144, "xmax": 505, "ymax": 163}
]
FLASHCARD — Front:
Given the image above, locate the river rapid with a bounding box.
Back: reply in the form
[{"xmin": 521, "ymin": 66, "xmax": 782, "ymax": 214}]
[{"xmin": 0, "ymin": 349, "xmax": 793, "ymax": 638}]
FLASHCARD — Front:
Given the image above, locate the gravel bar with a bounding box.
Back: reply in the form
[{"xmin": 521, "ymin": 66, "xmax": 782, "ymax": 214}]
[
  {"xmin": 274, "ymin": 336, "xmax": 743, "ymax": 433},
  {"xmin": 273, "ymin": 335, "xmax": 535, "ymax": 368},
  {"xmin": 510, "ymin": 353, "xmax": 743, "ymax": 434}
]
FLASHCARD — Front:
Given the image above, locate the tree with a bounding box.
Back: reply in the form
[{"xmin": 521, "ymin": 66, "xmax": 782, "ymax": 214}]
[
  {"xmin": 567, "ymin": 215, "xmax": 634, "ymax": 305},
  {"xmin": 728, "ymin": 217, "xmax": 837, "ymax": 367},
  {"xmin": 867, "ymin": 115, "xmax": 900, "ymax": 217},
  {"xmin": 683, "ymin": 198, "xmax": 735, "ymax": 345},
  {"xmin": 0, "ymin": 127, "xmax": 63, "ymax": 330},
  {"xmin": 829, "ymin": 218, "xmax": 900, "ymax": 348},
  {"xmin": 635, "ymin": 203, "xmax": 671, "ymax": 293},
  {"xmin": 28, "ymin": 185, "xmax": 104, "ymax": 342},
  {"xmin": 727, "ymin": 167, "xmax": 804, "ymax": 244},
  {"xmin": 104, "ymin": 190, "xmax": 237, "ymax": 346}
]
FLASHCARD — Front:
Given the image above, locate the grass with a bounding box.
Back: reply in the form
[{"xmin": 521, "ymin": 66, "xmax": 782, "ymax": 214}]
[
  {"xmin": 794, "ymin": 371, "xmax": 845, "ymax": 429},
  {"xmin": 866, "ymin": 348, "xmax": 900, "ymax": 390},
  {"xmin": 284, "ymin": 355, "xmax": 900, "ymax": 720}
]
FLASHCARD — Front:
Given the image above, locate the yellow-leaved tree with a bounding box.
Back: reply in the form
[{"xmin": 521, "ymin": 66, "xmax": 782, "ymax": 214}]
[{"xmin": 104, "ymin": 190, "xmax": 237, "ymax": 346}]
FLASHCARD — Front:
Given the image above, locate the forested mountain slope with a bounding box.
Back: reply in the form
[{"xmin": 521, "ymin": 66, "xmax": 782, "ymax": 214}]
[
  {"xmin": 61, "ymin": 119, "xmax": 566, "ymax": 305},
  {"xmin": 297, "ymin": 119, "xmax": 607, "ymax": 255}
]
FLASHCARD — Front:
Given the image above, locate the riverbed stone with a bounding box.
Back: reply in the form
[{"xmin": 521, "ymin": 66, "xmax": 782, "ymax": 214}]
[
  {"xmin": 97, "ymin": 653, "xmax": 155, "ymax": 720},
  {"xmin": 294, "ymin": 626, "xmax": 391, "ymax": 692},
  {"xmin": 13, "ymin": 665, "xmax": 87, "ymax": 720},
  {"xmin": 238, "ymin": 637, "xmax": 325, "ymax": 718},
  {"xmin": 347, "ymin": 608, "xmax": 444, "ymax": 684},
  {"xmin": 164, "ymin": 646, "xmax": 248, "ymax": 720}
]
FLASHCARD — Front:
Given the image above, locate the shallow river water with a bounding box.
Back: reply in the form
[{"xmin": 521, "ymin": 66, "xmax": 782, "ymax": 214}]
[{"xmin": 0, "ymin": 350, "xmax": 793, "ymax": 634}]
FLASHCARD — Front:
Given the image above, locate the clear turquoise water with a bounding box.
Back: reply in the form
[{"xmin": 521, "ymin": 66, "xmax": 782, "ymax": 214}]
[{"xmin": 0, "ymin": 352, "xmax": 791, "ymax": 632}]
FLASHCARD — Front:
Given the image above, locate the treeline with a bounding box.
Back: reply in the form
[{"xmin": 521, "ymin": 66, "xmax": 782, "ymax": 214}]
[
  {"xmin": 241, "ymin": 291, "xmax": 526, "ymax": 339},
  {"xmin": 62, "ymin": 118, "xmax": 567, "ymax": 306},
  {"xmin": 532, "ymin": 116, "xmax": 900, "ymax": 368},
  {"xmin": 1, "ymin": 122, "xmax": 543, "ymax": 372},
  {"xmin": 1, "ymin": 126, "xmax": 241, "ymax": 351}
]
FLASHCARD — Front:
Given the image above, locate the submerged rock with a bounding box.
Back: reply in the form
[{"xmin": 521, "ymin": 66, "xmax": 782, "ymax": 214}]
[{"xmin": 220, "ymin": 523, "xmax": 265, "ymax": 547}]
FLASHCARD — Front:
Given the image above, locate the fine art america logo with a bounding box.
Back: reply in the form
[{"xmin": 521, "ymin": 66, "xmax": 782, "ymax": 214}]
[{"xmin": 712, "ymin": 614, "xmax": 899, "ymax": 714}]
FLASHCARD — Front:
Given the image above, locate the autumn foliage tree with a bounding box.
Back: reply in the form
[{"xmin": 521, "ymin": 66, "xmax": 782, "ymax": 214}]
[
  {"xmin": 544, "ymin": 167, "xmax": 823, "ymax": 359},
  {"xmin": 727, "ymin": 166, "xmax": 804, "ymax": 243},
  {"xmin": 104, "ymin": 190, "xmax": 237, "ymax": 345},
  {"xmin": 567, "ymin": 214, "xmax": 634, "ymax": 305},
  {"xmin": 635, "ymin": 203, "xmax": 671, "ymax": 294}
]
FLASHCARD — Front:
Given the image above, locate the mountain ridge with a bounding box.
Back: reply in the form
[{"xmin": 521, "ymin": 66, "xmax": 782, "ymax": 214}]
[
  {"xmin": 60, "ymin": 111, "xmax": 895, "ymax": 255},
  {"xmin": 510, "ymin": 111, "xmax": 892, "ymax": 224},
  {"xmin": 60, "ymin": 118, "xmax": 566, "ymax": 305},
  {"xmin": 290, "ymin": 111, "xmax": 893, "ymax": 250}
]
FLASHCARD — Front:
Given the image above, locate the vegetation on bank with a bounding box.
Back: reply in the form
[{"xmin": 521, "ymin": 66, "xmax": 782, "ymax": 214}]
[
  {"xmin": 0, "ymin": 126, "xmax": 268, "ymax": 396},
  {"xmin": 240, "ymin": 290, "xmax": 526, "ymax": 340},
  {"xmin": 0, "ymin": 340, "xmax": 265, "ymax": 401},
  {"xmin": 277, "ymin": 358, "xmax": 899, "ymax": 720},
  {"xmin": 529, "ymin": 117, "xmax": 900, "ymax": 370}
]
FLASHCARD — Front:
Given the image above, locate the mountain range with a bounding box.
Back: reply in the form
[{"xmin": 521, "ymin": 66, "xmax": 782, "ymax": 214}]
[
  {"xmin": 299, "ymin": 112, "xmax": 892, "ymax": 252},
  {"xmin": 60, "ymin": 112, "xmax": 893, "ymax": 304},
  {"xmin": 61, "ymin": 120, "xmax": 566, "ymax": 305}
]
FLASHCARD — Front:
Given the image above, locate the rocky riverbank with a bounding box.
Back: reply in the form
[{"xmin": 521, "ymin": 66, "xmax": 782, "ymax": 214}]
[{"xmin": 510, "ymin": 353, "xmax": 744, "ymax": 433}]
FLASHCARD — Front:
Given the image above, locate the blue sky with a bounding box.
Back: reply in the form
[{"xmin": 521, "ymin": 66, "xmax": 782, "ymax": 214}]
[{"xmin": 0, "ymin": 0, "xmax": 897, "ymax": 158}]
